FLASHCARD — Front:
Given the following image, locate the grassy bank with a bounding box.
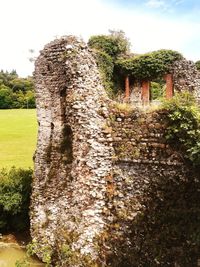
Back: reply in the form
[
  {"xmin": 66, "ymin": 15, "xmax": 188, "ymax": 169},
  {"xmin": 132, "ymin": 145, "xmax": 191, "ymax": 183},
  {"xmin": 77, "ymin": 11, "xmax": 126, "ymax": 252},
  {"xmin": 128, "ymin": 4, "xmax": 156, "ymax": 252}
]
[{"xmin": 0, "ymin": 109, "xmax": 37, "ymax": 168}]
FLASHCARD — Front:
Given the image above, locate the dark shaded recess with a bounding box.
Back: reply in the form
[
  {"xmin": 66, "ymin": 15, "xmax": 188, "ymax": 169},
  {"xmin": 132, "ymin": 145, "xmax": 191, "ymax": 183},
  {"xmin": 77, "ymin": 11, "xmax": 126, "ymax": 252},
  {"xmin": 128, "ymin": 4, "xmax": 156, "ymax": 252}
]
[
  {"xmin": 60, "ymin": 125, "xmax": 73, "ymax": 164},
  {"xmin": 107, "ymin": 169, "xmax": 200, "ymax": 267},
  {"xmin": 60, "ymin": 88, "xmax": 66, "ymax": 97}
]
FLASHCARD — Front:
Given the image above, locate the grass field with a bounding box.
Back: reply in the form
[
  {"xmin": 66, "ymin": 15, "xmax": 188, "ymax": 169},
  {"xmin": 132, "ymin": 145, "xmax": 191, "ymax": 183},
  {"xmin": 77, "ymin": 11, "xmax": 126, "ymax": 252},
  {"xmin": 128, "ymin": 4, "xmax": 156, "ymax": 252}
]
[{"xmin": 0, "ymin": 109, "xmax": 37, "ymax": 169}]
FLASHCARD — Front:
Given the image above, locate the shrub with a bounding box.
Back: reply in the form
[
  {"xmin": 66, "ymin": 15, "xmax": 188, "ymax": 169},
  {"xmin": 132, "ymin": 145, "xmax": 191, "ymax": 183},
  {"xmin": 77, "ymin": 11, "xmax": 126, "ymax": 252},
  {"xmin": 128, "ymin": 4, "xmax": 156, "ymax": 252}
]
[
  {"xmin": 0, "ymin": 167, "xmax": 32, "ymax": 232},
  {"xmin": 150, "ymin": 81, "xmax": 165, "ymax": 100},
  {"xmin": 162, "ymin": 91, "xmax": 200, "ymax": 166},
  {"xmin": 88, "ymin": 30, "xmax": 130, "ymax": 97},
  {"xmin": 88, "ymin": 30, "xmax": 130, "ymax": 58}
]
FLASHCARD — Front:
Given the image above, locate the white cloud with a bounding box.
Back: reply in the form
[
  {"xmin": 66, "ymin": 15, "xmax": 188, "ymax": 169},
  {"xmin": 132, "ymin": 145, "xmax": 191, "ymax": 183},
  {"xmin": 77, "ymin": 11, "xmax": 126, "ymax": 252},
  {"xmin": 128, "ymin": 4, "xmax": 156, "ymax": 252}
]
[
  {"xmin": 145, "ymin": 0, "xmax": 167, "ymax": 9},
  {"xmin": 0, "ymin": 0, "xmax": 199, "ymax": 77}
]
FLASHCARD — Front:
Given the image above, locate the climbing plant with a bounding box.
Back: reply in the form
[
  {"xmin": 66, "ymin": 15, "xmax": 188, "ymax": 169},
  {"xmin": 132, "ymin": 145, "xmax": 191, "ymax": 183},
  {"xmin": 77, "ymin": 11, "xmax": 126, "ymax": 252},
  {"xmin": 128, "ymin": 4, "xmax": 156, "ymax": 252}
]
[
  {"xmin": 88, "ymin": 31, "xmax": 183, "ymax": 97},
  {"xmin": 116, "ymin": 49, "xmax": 183, "ymax": 80},
  {"xmin": 92, "ymin": 50, "xmax": 115, "ymax": 96},
  {"xmin": 88, "ymin": 30, "xmax": 130, "ymax": 58},
  {"xmin": 88, "ymin": 30, "xmax": 130, "ymax": 96}
]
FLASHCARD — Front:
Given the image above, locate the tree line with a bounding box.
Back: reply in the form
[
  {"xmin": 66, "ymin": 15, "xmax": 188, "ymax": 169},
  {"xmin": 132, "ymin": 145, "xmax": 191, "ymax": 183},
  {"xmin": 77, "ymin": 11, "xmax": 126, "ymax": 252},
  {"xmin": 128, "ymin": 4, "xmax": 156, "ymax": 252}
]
[{"xmin": 0, "ymin": 70, "xmax": 35, "ymax": 109}]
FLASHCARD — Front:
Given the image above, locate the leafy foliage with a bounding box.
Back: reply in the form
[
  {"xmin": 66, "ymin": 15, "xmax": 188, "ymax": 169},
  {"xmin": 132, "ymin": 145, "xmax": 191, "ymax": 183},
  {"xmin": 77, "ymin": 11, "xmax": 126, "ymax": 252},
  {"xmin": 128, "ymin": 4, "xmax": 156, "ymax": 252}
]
[
  {"xmin": 88, "ymin": 30, "xmax": 130, "ymax": 96},
  {"xmin": 150, "ymin": 81, "xmax": 165, "ymax": 100},
  {"xmin": 0, "ymin": 167, "xmax": 32, "ymax": 232},
  {"xmin": 163, "ymin": 92, "xmax": 200, "ymax": 166},
  {"xmin": 116, "ymin": 49, "xmax": 183, "ymax": 80},
  {"xmin": 93, "ymin": 50, "xmax": 114, "ymax": 95},
  {"xmin": 88, "ymin": 30, "xmax": 130, "ymax": 58},
  {"xmin": 0, "ymin": 70, "xmax": 35, "ymax": 109},
  {"xmin": 195, "ymin": 60, "xmax": 200, "ymax": 71}
]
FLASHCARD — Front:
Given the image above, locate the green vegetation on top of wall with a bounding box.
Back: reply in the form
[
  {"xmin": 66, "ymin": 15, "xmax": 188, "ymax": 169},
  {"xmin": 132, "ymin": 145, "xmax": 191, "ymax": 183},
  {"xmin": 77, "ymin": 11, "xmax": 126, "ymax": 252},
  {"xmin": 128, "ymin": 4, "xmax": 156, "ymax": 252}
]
[
  {"xmin": 88, "ymin": 30, "xmax": 131, "ymax": 59},
  {"xmin": 163, "ymin": 92, "xmax": 200, "ymax": 166},
  {"xmin": 88, "ymin": 30, "xmax": 131, "ymax": 96},
  {"xmin": 88, "ymin": 32, "xmax": 183, "ymax": 96},
  {"xmin": 116, "ymin": 49, "xmax": 183, "ymax": 80}
]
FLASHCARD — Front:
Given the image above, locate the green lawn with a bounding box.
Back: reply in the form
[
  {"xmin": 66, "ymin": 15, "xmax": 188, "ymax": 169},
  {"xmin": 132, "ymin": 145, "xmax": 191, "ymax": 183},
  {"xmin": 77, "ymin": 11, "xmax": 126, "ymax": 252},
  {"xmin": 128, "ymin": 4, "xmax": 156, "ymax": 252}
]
[{"xmin": 0, "ymin": 109, "xmax": 37, "ymax": 169}]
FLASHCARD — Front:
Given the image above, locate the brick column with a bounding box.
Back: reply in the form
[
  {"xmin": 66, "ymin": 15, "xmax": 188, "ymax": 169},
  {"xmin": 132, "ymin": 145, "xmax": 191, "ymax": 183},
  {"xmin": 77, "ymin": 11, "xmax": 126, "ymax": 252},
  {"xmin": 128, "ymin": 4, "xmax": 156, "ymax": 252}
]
[
  {"xmin": 125, "ymin": 75, "xmax": 130, "ymax": 99},
  {"xmin": 141, "ymin": 80, "xmax": 150, "ymax": 106},
  {"xmin": 164, "ymin": 74, "xmax": 173, "ymax": 99}
]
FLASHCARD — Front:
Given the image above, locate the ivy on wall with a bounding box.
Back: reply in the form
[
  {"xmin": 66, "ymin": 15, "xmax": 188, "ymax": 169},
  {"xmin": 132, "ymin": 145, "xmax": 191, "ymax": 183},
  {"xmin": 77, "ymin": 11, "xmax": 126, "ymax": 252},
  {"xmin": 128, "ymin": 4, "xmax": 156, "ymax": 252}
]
[
  {"xmin": 88, "ymin": 31, "xmax": 130, "ymax": 96},
  {"xmin": 116, "ymin": 49, "xmax": 183, "ymax": 80},
  {"xmin": 88, "ymin": 32, "xmax": 183, "ymax": 96},
  {"xmin": 92, "ymin": 50, "xmax": 115, "ymax": 96}
]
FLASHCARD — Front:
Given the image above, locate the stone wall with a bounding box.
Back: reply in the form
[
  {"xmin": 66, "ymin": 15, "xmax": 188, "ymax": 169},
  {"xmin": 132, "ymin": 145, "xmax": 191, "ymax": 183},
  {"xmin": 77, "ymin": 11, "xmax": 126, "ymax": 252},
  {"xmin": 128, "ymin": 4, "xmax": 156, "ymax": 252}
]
[
  {"xmin": 127, "ymin": 58, "xmax": 200, "ymax": 105},
  {"xmin": 31, "ymin": 36, "xmax": 199, "ymax": 266},
  {"xmin": 172, "ymin": 59, "xmax": 200, "ymax": 102},
  {"xmin": 31, "ymin": 36, "xmax": 114, "ymax": 263}
]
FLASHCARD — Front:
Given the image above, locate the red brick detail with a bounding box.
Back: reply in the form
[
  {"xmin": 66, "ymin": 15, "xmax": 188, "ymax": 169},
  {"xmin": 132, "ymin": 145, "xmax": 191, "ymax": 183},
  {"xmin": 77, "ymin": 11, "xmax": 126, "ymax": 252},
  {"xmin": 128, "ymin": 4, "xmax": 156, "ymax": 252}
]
[
  {"xmin": 125, "ymin": 76, "xmax": 130, "ymax": 99},
  {"xmin": 164, "ymin": 74, "xmax": 173, "ymax": 99},
  {"xmin": 141, "ymin": 81, "xmax": 150, "ymax": 106}
]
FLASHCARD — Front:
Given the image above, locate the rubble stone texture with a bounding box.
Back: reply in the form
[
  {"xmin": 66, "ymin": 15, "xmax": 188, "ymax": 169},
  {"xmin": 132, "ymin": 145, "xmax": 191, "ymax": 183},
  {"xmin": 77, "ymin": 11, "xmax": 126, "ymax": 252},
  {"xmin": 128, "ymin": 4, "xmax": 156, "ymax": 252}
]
[
  {"xmin": 31, "ymin": 36, "xmax": 199, "ymax": 266},
  {"xmin": 172, "ymin": 59, "xmax": 200, "ymax": 101},
  {"xmin": 31, "ymin": 36, "xmax": 113, "ymax": 262}
]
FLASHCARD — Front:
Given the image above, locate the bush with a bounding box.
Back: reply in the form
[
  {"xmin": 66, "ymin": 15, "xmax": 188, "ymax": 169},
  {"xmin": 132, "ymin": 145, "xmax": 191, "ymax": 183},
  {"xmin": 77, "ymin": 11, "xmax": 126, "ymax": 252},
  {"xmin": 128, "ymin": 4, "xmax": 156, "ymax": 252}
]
[
  {"xmin": 88, "ymin": 30, "xmax": 131, "ymax": 97},
  {"xmin": 88, "ymin": 30, "xmax": 130, "ymax": 58},
  {"xmin": 0, "ymin": 167, "xmax": 32, "ymax": 232},
  {"xmin": 162, "ymin": 92, "xmax": 200, "ymax": 166},
  {"xmin": 150, "ymin": 81, "xmax": 165, "ymax": 100}
]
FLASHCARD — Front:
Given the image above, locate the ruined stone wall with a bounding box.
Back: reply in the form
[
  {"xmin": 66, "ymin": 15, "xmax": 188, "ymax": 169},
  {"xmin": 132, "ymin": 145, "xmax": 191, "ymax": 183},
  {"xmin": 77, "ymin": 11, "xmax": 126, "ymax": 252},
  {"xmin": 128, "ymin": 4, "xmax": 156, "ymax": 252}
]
[
  {"xmin": 127, "ymin": 58, "xmax": 200, "ymax": 105},
  {"xmin": 31, "ymin": 36, "xmax": 198, "ymax": 266},
  {"xmin": 31, "ymin": 36, "xmax": 114, "ymax": 263},
  {"xmin": 172, "ymin": 59, "xmax": 200, "ymax": 102},
  {"xmin": 108, "ymin": 108, "xmax": 185, "ymax": 224}
]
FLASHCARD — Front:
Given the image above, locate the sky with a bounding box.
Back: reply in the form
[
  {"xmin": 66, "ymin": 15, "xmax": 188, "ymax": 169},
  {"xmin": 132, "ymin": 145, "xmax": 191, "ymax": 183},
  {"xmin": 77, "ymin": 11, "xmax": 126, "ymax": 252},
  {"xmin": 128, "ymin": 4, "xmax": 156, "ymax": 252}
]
[{"xmin": 0, "ymin": 0, "xmax": 200, "ymax": 77}]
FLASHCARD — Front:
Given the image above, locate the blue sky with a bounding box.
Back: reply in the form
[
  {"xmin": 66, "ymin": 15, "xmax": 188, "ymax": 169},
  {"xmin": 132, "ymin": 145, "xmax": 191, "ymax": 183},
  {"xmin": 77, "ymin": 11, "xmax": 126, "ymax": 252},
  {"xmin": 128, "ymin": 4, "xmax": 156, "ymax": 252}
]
[
  {"xmin": 105, "ymin": 0, "xmax": 199, "ymax": 15},
  {"xmin": 0, "ymin": 0, "xmax": 199, "ymax": 77}
]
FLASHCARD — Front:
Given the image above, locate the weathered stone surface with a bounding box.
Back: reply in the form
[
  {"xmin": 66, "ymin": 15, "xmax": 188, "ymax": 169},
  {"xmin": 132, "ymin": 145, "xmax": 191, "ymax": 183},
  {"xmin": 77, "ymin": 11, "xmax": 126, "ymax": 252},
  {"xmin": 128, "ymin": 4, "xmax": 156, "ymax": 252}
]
[
  {"xmin": 31, "ymin": 36, "xmax": 113, "ymax": 262},
  {"xmin": 172, "ymin": 58, "xmax": 200, "ymax": 102}
]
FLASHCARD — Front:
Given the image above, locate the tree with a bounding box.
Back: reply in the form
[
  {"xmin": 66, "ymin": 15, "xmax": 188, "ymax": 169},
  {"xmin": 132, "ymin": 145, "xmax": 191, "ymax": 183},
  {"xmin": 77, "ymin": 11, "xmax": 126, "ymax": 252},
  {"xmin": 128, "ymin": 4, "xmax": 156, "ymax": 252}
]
[
  {"xmin": 88, "ymin": 30, "xmax": 131, "ymax": 58},
  {"xmin": 0, "ymin": 70, "xmax": 35, "ymax": 109},
  {"xmin": 0, "ymin": 86, "xmax": 13, "ymax": 108}
]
